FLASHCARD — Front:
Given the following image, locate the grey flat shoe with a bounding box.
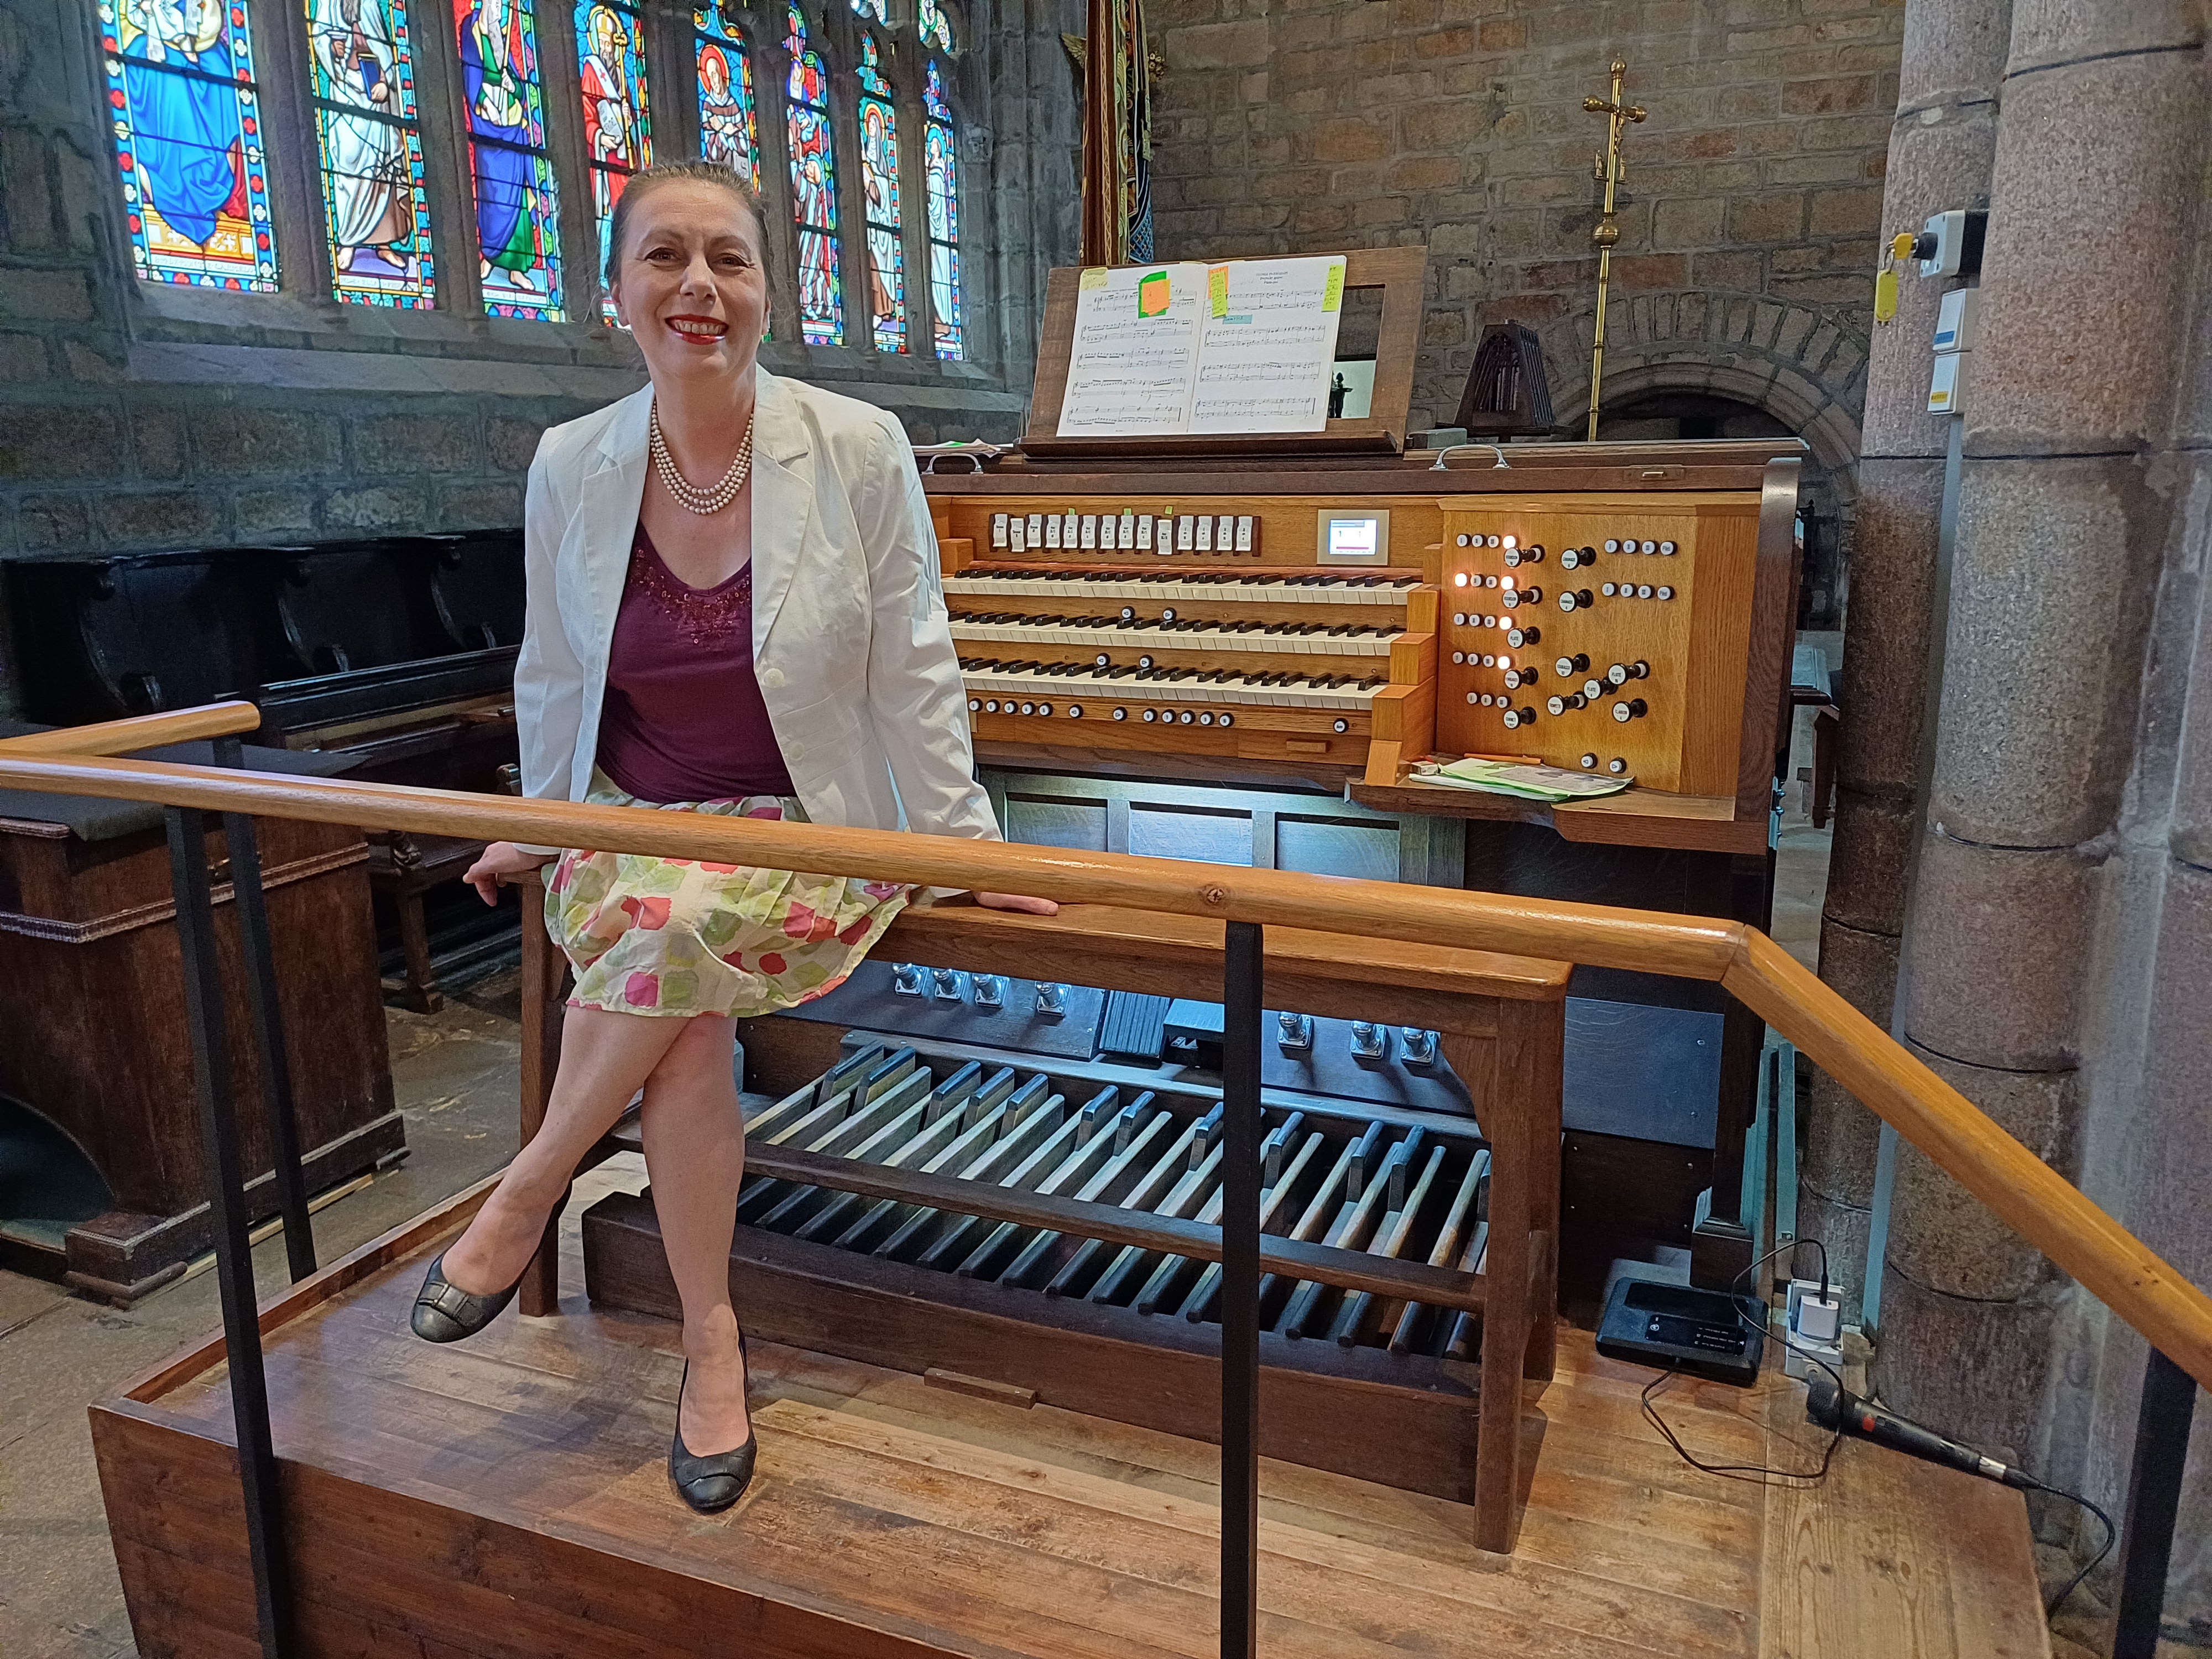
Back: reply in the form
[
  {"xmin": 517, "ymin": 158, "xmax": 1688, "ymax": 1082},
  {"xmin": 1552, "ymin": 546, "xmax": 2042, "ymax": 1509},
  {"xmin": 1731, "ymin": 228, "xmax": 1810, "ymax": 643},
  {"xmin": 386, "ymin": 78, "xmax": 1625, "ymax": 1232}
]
[
  {"xmin": 409, "ymin": 1250, "xmax": 523, "ymax": 1343},
  {"xmin": 670, "ymin": 1334, "xmax": 756, "ymax": 1514}
]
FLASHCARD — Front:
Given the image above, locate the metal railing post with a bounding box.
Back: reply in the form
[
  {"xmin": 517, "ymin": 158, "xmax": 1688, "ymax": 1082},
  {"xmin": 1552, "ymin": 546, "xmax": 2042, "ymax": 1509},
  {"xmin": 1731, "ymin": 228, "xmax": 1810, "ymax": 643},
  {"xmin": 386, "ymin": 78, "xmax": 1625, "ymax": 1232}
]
[
  {"xmin": 1220, "ymin": 921, "xmax": 1262, "ymax": 1659},
  {"xmin": 2111, "ymin": 1346, "xmax": 2197, "ymax": 1659},
  {"xmin": 211, "ymin": 734, "xmax": 316, "ymax": 1282},
  {"xmin": 165, "ymin": 804, "xmax": 294, "ymax": 1657}
]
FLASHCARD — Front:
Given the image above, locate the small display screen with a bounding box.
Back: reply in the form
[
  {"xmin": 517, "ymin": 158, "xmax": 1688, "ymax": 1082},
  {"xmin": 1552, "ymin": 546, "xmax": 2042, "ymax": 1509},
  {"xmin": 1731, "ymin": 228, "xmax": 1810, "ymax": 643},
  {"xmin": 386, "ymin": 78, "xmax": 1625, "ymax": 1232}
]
[{"xmin": 1327, "ymin": 518, "xmax": 1380, "ymax": 559}]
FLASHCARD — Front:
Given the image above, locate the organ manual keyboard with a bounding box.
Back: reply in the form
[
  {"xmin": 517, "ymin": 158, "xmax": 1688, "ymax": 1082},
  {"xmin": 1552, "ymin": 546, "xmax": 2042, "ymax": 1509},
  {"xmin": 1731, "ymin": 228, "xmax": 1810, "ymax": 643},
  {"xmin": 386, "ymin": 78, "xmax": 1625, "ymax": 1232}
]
[{"xmin": 941, "ymin": 551, "xmax": 1439, "ymax": 781}]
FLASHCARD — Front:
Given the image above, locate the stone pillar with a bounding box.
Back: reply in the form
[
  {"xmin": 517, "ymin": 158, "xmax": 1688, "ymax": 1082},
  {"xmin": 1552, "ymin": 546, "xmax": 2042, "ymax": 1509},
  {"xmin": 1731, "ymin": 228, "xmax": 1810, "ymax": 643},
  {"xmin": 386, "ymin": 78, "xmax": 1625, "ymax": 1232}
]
[
  {"xmin": 1879, "ymin": 0, "xmax": 2208, "ymax": 1460},
  {"xmin": 2086, "ymin": 196, "xmax": 2212, "ymax": 1631},
  {"xmin": 1806, "ymin": 0, "xmax": 2007, "ymax": 1321}
]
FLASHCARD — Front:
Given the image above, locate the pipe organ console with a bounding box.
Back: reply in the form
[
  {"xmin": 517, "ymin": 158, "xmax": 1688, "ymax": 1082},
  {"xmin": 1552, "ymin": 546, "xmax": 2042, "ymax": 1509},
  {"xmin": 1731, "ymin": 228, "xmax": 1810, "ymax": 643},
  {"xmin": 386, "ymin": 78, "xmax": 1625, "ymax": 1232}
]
[
  {"xmin": 924, "ymin": 442, "xmax": 1800, "ymax": 837},
  {"xmin": 922, "ymin": 442, "xmax": 1801, "ymax": 1297}
]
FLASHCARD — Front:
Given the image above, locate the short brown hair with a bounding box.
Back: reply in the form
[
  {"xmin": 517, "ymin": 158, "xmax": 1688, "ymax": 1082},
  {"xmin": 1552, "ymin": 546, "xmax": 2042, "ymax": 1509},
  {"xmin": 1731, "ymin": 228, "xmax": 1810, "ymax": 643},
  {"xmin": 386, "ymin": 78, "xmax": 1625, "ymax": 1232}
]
[{"xmin": 603, "ymin": 158, "xmax": 770, "ymax": 290}]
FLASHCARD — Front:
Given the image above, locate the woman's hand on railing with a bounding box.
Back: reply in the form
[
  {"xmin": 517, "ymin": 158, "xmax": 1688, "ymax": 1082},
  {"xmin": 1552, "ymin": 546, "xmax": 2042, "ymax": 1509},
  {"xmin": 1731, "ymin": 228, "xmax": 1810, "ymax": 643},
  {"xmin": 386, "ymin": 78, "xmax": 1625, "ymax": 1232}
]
[
  {"xmin": 975, "ymin": 891, "xmax": 1060, "ymax": 916},
  {"xmin": 463, "ymin": 841, "xmax": 559, "ymax": 905}
]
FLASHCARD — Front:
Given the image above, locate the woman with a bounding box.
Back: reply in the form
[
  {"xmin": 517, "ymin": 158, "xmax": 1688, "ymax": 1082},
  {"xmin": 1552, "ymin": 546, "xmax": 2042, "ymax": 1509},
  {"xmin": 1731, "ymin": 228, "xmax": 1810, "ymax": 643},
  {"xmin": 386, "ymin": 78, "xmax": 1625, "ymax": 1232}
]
[{"xmin": 412, "ymin": 158, "xmax": 1051, "ymax": 1515}]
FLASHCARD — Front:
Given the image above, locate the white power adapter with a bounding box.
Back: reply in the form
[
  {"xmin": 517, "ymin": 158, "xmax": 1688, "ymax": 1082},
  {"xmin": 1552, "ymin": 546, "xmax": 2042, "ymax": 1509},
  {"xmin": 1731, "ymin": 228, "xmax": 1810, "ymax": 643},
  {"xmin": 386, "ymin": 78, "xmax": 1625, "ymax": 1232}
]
[{"xmin": 1782, "ymin": 1277, "xmax": 1845, "ymax": 1380}]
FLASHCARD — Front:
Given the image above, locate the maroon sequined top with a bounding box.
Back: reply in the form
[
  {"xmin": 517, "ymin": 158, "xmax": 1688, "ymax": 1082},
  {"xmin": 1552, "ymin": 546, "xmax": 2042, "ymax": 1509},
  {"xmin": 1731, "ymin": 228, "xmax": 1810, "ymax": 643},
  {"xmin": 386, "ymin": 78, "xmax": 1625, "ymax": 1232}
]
[{"xmin": 593, "ymin": 524, "xmax": 797, "ymax": 804}]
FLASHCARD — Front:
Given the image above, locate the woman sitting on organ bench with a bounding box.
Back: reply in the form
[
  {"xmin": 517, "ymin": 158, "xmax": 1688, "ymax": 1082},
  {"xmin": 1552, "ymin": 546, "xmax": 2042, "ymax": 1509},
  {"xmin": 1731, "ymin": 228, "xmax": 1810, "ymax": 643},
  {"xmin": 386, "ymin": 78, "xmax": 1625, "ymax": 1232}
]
[{"xmin": 413, "ymin": 158, "xmax": 1053, "ymax": 1515}]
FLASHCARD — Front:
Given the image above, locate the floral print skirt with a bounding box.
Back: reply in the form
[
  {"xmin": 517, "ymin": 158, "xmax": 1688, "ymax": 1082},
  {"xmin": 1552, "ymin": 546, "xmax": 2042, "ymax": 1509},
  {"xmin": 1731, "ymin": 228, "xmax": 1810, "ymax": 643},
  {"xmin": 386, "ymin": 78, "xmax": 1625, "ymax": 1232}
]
[{"xmin": 545, "ymin": 771, "xmax": 911, "ymax": 1018}]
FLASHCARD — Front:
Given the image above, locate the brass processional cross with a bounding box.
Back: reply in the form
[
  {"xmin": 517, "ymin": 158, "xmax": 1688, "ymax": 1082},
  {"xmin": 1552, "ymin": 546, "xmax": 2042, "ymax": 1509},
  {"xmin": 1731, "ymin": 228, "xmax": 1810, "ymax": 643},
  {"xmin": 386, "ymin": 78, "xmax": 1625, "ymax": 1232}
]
[{"xmin": 1582, "ymin": 60, "xmax": 1646, "ymax": 441}]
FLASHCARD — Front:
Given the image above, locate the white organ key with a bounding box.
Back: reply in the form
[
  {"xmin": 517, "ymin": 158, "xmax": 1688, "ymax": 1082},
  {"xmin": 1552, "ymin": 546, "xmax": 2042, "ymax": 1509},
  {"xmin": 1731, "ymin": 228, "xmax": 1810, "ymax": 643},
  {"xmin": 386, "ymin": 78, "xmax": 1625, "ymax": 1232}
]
[
  {"xmin": 949, "ymin": 620, "xmax": 1399, "ymax": 656},
  {"xmin": 958, "ymin": 663, "xmax": 1378, "ymax": 712},
  {"xmin": 1061, "ymin": 510, "xmax": 1078, "ymax": 547},
  {"xmin": 1136, "ymin": 514, "xmax": 1154, "ymax": 551},
  {"xmin": 1216, "ymin": 514, "xmax": 1235, "ymax": 551},
  {"xmin": 1080, "ymin": 514, "xmax": 1098, "ymax": 550},
  {"xmin": 1026, "ymin": 514, "xmax": 1044, "ymax": 549},
  {"xmin": 1044, "ymin": 514, "xmax": 1062, "ymax": 550},
  {"xmin": 1177, "ymin": 516, "xmax": 1196, "ymax": 551},
  {"xmin": 943, "ymin": 573, "xmax": 1417, "ymax": 607},
  {"xmin": 1008, "ymin": 519, "xmax": 1026, "ymax": 553},
  {"xmin": 992, "ymin": 513, "xmax": 1009, "ymax": 549},
  {"xmin": 1195, "ymin": 517, "xmax": 1213, "ymax": 552},
  {"xmin": 1117, "ymin": 512, "xmax": 1136, "ymax": 550},
  {"xmin": 1235, "ymin": 515, "xmax": 1254, "ymax": 552}
]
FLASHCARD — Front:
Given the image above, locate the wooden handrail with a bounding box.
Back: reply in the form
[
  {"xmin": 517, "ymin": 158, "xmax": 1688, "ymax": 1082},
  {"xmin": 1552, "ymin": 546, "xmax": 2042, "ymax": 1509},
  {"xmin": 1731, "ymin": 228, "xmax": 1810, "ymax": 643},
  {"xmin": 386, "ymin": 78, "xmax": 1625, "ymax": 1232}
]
[
  {"xmin": 1722, "ymin": 935, "xmax": 2212, "ymax": 1395},
  {"xmin": 1, "ymin": 708, "xmax": 2207, "ymax": 1395},
  {"xmin": 0, "ymin": 752, "xmax": 1745, "ymax": 975},
  {"xmin": 0, "ymin": 700, "xmax": 262, "ymax": 757}
]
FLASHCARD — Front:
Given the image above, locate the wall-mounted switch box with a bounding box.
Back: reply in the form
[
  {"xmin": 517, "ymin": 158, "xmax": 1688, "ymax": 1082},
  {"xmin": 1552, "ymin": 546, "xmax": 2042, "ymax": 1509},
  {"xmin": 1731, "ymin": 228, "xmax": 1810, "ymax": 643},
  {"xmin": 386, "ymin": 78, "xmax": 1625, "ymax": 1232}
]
[
  {"xmin": 1932, "ymin": 287, "xmax": 1981, "ymax": 353},
  {"xmin": 1928, "ymin": 349, "xmax": 1970, "ymax": 415},
  {"xmin": 1916, "ymin": 209, "xmax": 1987, "ymax": 279}
]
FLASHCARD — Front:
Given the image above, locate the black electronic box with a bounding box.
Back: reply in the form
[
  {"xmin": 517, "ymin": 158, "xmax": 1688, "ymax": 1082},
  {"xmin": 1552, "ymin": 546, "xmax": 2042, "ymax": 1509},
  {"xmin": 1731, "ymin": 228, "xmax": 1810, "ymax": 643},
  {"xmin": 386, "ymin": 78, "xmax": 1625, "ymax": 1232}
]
[{"xmin": 1595, "ymin": 1277, "xmax": 1764, "ymax": 1387}]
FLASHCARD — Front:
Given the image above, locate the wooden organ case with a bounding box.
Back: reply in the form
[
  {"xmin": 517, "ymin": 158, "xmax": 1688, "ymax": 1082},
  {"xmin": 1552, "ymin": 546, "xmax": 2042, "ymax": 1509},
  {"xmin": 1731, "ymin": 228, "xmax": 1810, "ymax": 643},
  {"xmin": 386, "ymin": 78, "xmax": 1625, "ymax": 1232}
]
[
  {"xmin": 924, "ymin": 443, "xmax": 1802, "ymax": 836},
  {"xmin": 922, "ymin": 438, "xmax": 1805, "ymax": 1302}
]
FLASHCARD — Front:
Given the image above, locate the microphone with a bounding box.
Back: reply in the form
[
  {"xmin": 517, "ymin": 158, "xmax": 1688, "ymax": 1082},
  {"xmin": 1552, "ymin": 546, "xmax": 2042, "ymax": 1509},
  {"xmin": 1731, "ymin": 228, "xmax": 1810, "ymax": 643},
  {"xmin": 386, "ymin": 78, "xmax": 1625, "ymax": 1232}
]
[{"xmin": 1804, "ymin": 1375, "xmax": 2034, "ymax": 1490}]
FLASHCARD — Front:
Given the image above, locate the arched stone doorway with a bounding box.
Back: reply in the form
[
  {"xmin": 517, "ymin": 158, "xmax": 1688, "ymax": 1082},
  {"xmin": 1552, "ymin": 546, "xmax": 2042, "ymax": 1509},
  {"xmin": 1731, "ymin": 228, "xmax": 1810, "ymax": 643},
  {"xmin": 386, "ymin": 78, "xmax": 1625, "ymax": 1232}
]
[
  {"xmin": 1523, "ymin": 289, "xmax": 1871, "ymax": 633},
  {"xmin": 1595, "ymin": 388, "xmax": 1850, "ymax": 631}
]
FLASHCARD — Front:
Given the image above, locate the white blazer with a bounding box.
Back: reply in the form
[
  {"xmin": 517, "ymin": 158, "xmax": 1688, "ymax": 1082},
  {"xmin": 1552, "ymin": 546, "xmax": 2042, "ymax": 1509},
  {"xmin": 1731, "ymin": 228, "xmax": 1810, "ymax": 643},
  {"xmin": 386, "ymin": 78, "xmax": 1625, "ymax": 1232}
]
[{"xmin": 512, "ymin": 369, "xmax": 1000, "ymax": 852}]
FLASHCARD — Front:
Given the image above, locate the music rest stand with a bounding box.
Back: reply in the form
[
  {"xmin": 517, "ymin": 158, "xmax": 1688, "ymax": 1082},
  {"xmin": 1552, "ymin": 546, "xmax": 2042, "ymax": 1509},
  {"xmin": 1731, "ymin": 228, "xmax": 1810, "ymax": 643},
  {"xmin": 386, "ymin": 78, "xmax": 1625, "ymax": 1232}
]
[{"xmin": 1019, "ymin": 246, "xmax": 1427, "ymax": 461}]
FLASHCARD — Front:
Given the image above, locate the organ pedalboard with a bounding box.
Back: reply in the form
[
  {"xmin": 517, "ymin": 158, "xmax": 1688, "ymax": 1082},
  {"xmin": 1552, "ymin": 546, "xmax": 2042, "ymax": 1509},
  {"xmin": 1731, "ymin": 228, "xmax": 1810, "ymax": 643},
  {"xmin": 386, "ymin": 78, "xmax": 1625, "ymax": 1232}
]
[
  {"xmin": 926, "ymin": 478, "xmax": 1780, "ymax": 801},
  {"xmin": 586, "ymin": 958, "xmax": 1511, "ymax": 1501},
  {"xmin": 728, "ymin": 1034, "xmax": 1490, "ymax": 1360}
]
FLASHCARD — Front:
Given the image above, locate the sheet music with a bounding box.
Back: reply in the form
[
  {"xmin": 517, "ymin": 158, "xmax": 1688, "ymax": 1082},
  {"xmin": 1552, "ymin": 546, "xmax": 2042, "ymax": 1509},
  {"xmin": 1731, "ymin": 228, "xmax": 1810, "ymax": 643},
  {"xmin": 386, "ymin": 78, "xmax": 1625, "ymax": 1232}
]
[
  {"xmin": 1055, "ymin": 264, "xmax": 1208, "ymax": 438},
  {"xmin": 1187, "ymin": 255, "xmax": 1347, "ymax": 435}
]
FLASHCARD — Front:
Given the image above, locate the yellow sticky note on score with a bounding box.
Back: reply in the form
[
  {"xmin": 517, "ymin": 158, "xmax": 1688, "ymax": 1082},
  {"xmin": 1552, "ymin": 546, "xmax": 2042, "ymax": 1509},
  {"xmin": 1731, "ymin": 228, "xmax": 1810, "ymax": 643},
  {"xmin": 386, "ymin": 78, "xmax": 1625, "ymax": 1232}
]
[
  {"xmin": 1208, "ymin": 265, "xmax": 1229, "ymax": 319},
  {"xmin": 1322, "ymin": 260, "xmax": 1345, "ymax": 313}
]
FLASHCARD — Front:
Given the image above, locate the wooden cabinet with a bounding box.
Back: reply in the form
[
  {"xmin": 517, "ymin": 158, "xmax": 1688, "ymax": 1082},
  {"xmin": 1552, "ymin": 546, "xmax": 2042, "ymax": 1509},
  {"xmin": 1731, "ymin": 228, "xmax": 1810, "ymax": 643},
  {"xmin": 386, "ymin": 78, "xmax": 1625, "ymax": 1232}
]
[{"xmin": 0, "ymin": 804, "xmax": 399, "ymax": 1303}]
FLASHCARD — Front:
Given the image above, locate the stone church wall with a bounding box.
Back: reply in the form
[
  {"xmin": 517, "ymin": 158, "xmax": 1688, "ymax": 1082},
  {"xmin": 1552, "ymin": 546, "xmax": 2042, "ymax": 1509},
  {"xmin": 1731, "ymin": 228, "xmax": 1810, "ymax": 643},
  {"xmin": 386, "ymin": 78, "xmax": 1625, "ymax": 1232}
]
[
  {"xmin": 1145, "ymin": 0, "xmax": 1902, "ymax": 623},
  {"xmin": 0, "ymin": 0, "xmax": 1081, "ymax": 712},
  {"xmin": 1146, "ymin": 0, "xmax": 1897, "ymax": 436}
]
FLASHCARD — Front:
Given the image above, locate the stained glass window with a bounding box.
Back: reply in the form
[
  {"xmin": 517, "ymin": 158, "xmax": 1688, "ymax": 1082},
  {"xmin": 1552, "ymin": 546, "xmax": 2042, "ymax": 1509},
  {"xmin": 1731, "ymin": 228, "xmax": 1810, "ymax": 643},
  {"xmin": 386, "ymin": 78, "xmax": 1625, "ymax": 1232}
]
[
  {"xmin": 848, "ymin": 0, "xmax": 886, "ymax": 19},
  {"xmin": 784, "ymin": 5, "xmax": 841, "ymax": 346},
  {"xmin": 924, "ymin": 59, "xmax": 960, "ymax": 359},
  {"xmin": 100, "ymin": 0, "xmax": 279, "ymax": 292},
  {"xmin": 691, "ymin": 3, "xmax": 758, "ymax": 189},
  {"xmin": 855, "ymin": 35, "xmax": 904, "ymax": 353},
  {"xmin": 919, "ymin": 0, "xmax": 953, "ymax": 53},
  {"xmin": 455, "ymin": 0, "xmax": 565, "ymax": 320},
  {"xmin": 575, "ymin": 0, "xmax": 650, "ymax": 320},
  {"xmin": 303, "ymin": 0, "xmax": 435, "ymax": 306}
]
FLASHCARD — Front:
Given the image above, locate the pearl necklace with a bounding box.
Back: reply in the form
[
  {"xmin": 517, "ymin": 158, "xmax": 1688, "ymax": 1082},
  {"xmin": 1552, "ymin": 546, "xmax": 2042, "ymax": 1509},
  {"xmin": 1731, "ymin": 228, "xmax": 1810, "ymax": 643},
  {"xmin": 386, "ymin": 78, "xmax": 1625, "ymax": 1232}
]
[{"xmin": 649, "ymin": 401, "xmax": 757, "ymax": 515}]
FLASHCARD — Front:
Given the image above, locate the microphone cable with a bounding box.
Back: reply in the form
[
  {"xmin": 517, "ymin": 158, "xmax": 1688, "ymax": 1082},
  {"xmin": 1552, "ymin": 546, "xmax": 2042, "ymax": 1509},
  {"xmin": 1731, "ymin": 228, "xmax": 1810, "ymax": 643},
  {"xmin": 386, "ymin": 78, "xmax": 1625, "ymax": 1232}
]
[
  {"xmin": 1636, "ymin": 1237, "xmax": 1846, "ymax": 1488},
  {"xmin": 2021, "ymin": 1476, "xmax": 2113, "ymax": 1619},
  {"xmin": 1631, "ymin": 1235, "xmax": 2117, "ymax": 1620}
]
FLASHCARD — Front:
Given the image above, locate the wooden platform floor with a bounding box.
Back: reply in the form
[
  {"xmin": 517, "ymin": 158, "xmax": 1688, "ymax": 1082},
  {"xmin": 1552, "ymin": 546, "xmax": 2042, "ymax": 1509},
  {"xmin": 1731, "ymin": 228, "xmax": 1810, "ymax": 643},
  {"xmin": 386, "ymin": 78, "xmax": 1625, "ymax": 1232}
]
[{"xmin": 132, "ymin": 1163, "xmax": 2050, "ymax": 1659}]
